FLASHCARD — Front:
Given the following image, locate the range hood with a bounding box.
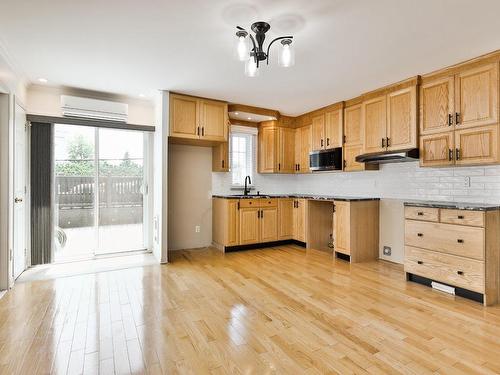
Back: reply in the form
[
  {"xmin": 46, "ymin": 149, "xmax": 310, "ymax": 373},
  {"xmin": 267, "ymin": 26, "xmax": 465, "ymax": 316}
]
[{"xmin": 355, "ymin": 148, "xmax": 419, "ymax": 164}]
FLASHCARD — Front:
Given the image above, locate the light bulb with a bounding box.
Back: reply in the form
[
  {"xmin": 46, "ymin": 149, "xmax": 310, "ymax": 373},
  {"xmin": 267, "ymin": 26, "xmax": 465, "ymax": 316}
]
[
  {"xmin": 245, "ymin": 57, "xmax": 259, "ymax": 77},
  {"xmin": 234, "ymin": 31, "xmax": 249, "ymax": 61},
  {"xmin": 278, "ymin": 39, "xmax": 295, "ymax": 68}
]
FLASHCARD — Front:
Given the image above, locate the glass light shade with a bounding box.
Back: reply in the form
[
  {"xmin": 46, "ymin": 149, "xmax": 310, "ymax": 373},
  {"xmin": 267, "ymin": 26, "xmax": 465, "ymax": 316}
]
[
  {"xmin": 278, "ymin": 40, "xmax": 295, "ymax": 67},
  {"xmin": 234, "ymin": 34, "xmax": 250, "ymax": 61},
  {"xmin": 244, "ymin": 57, "xmax": 259, "ymax": 77}
]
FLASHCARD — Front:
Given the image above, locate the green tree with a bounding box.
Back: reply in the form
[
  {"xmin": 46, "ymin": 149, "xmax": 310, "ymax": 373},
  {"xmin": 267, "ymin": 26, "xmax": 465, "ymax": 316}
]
[{"xmin": 55, "ymin": 135, "xmax": 94, "ymax": 176}]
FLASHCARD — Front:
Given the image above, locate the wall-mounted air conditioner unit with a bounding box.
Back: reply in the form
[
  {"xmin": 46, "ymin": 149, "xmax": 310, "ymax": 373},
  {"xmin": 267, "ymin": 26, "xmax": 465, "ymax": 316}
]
[{"xmin": 61, "ymin": 95, "xmax": 128, "ymax": 122}]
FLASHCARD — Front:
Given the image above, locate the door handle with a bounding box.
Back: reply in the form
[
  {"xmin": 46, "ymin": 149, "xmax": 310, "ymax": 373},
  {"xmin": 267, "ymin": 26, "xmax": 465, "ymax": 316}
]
[{"xmin": 14, "ymin": 197, "xmax": 23, "ymax": 203}]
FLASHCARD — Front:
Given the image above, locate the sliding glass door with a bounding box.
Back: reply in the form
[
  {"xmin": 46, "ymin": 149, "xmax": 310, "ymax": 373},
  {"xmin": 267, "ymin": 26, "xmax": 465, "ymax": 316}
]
[{"xmin": 54, "ymin": 124, "xmax": 147, "ymax": 262}]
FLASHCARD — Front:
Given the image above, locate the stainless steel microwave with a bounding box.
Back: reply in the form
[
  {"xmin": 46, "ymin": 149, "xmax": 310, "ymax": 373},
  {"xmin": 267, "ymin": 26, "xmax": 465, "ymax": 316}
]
[{"xmin": 309, "ymin": 148, "xmax": 342, "ymax": 171}]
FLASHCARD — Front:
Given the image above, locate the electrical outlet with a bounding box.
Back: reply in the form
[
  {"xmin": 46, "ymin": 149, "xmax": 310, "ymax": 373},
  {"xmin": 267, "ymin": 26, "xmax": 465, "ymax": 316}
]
[
  {"xmin": 195, "ymin": 225, "xmax": 201, "ymax": 233},
  {"xmin": 464, "ymin": 176, "xmax": 471, "ymax": 188},
  {"xmin": 383, "ymin": 246, "xmax": 391, "ymax": 256}
]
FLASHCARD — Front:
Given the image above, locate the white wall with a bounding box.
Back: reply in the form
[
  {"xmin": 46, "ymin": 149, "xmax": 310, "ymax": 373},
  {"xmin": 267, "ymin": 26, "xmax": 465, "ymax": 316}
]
[{"xmin": 27, "ymin": 84, "xmax": 154, "ymax": 126}]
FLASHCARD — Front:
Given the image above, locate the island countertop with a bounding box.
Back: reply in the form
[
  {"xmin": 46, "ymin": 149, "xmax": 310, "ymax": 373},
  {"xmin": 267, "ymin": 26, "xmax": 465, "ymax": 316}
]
[
  {"xmin": 404, "ymin": 200, "xmax": 500, "ymax": 211},
  {"xmin": 212, "ymin": 194, "xmax": 380, "ymax": 202}
]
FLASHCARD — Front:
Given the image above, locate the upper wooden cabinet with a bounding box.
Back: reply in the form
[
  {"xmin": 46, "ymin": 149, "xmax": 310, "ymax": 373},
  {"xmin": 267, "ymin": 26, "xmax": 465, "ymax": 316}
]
[
  {"xmin": 420, "ymin": 60, "xmax": 500, "ymax": 167},
  {"xmin": 294, "ymin": 125, "xmax": 312, "ymax": 173},
  {"xmin": 344, "ymin": 104, "xmax": 362, "ymax": 146},
  {"xmin": 169, "ymin": 93, "xmax": 228, "ymax": 142},
  {"xmin": 212, "ymin": 141, "xmax": 229, "ymax": 172},
  {"xmin": 311, "ymin": 107, "xmax": 343, "ymax": 151},
  {"xmin": 258, "ymin": 123, "xmax": 295, "ymax": 174},
  {"xmin": 362, "ymin": 95, "xmax": 387, "ymax": 153}
]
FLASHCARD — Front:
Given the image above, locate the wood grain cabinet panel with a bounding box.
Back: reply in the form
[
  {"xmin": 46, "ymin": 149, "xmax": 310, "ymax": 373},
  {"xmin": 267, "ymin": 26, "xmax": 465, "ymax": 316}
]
[
  {"xmin": 278, "ymin": 127, "xmax": 296, "ymax": 173},
  {"xmin": 258, "ymin": 127, "xmax": 277, "ymax": 173},
  {"xmin": 420, "ymin": 76, "xmax": 454, "ymax": 135},
  {"xmin": 212, "ymin": 198, "xmax": 239, "ymax": 248},
  {"xmin": 387, "ymin": 86, "xmax": 417, "ymax": 150},
  {"xmin": 440, "ymin": 209, "xmax": 484, "ymax": 227},
  {"xmin": 279, "ymin": 199, "xmax": 294, "ymax": 240},
  {"xmin": 455, "ymin": 63, "xmax": 499, "ymax": 129},
  {"xmin": 420, "ymin": 132, "xmax": 454, "ymax": 167},
  {"xmin": 212, "ymin": 141, "xmax": 229, "ymax": 172},
  {"xmin": 260, "ymin": 207, "xmax": 278, "ymax": 243},
  {"xmin": 333, "ymin": 201, "xmax": 350, "ymax": 255},
  {"xmin": 312, "ymin": 115, "xmax": 325, "ymax": 151},
  {"xmin": 362, "ymin": 95, "xmax": 387, "ymax": 153},
  {"xmin": 199, "ymin": 99, "xmax": 227, "ymax": 141},
  {"xmin": 300, "ymin": 125, "xmax": 312, "ymax": 173},
  {"xmin": 455, "ymin": 125, "xmax": 498, "ymax": 165},
  {"xmin": 294, "ymin": 128, "xmax": 302, "ymax": 173},
  {"xmin": 325, "ymin": 109, "xmax": 343, "ymax": 149},
  {"xmin": 404, "ymin": 206, "xmax": 439, "ymax": 222},
  {"xmin": 226, "ymin": 200, "xmax": 239, "ymax": 246},
  {"xmin": 344, "ymin": 104, "xmax": 362, "ymax": 145},
  {"xmin": 170, "ymin": 94, "xmax": 199, "ymax": 139},
  {"xmin": 343, "ymin": 145, "xmax": 364, "ymax": 172},
  {"xmin": 239, "ymin": 208, "xmax": 260, "ymax": 245},
  {"xmin": 293, "ymin": 199, "xmax": 307, "ymax": 242}
]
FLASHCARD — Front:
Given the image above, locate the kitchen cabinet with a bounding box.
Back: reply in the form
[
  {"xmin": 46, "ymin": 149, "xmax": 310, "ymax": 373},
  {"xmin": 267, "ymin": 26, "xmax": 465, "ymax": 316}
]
[
  {"xmin": 169, "ymin": 93, "xmax": 228, "ymax": 142},
  {"xmin": 279, "ymin": 199, "xmax": 294, "ymax": 240},
  {"xmin": 212, "ymin": 198, "xmax": 239, "ymax": 248},
  {"xmin": 420, "ymin": 61, "xmax": 500, "ymax": 167},
  {"xmin": 294, "ymin": 125, "xmax": 312, "ymax": 173},
  {"xmin": 239, "ymin": 206, "xmax": 260, "ymax": 245},
  {"xmin": 258, "ymin": 124, "xmax": 296, "ymax": 174},
  {"xmin": 332, "ymin": 200, "xmax": 379, "ymax": 263},
  {"xmin": 293, "ymin": 198, "xmax": 307, "ymax": 242},
  {"xmin": 239, "ymin": 199, "xmax": 278, "ymax": 244},
  {"xmin": 260, "ymin": 206, "xmax": 279, "ymax": 243},
  {"xmin": 404, "ymin": 204, "xmax": 500, "ymax": 306},
  {"xmin": 343, "ymin": 103, "xmax": 378, "ymax": 172},
  {"xmin": 311, "ymin": 107, "xmax": 343, "ymax": 151},
  {"xmin": 362, "ymin": 85, "xmax": 417, "ymax": 154},
  {"xmin": 212, "ymin": 134, "xmax": 229, "ymax": 172}
]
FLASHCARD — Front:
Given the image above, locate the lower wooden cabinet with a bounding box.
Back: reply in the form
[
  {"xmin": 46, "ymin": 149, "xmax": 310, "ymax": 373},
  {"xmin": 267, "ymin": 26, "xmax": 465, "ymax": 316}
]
[
  {"xmin": 239, "ymin": 206, "xmax": 261, "ymax": 245},
  {"xmin": 260, "ymin": 206, "xmax": 278, "ymax": 242},
  {"xmin": 404, "ymin": 205, "xmax": 500, "ymax": 306},
  {"xmin": 279, "ymin": 199, "xmax": 294, "ymax": 240},
  {"xmin": 332, "ymin": 200, "xmax": 379, "ymax": 262},
  {"xmin": 212, "ymin": 198, "xmax": 239, "ymax": 247},
  {"xmin": 293, "ymin": 199, "xmax": 307, "ymax": 242}
]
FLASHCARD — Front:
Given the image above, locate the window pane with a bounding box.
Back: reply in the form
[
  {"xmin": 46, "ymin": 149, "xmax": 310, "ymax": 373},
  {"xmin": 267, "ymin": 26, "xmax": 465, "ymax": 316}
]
[{"xmin": 230, "ymin": 132, "xmax": 254, "ymax": 186}]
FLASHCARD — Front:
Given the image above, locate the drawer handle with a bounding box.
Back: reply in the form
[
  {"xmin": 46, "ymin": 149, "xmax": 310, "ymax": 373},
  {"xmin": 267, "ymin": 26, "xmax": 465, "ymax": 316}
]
[
  {"xmin": 457, "ymin": 215, "xmax": 464, "ymax": 219},
  {"xmin": 457, "ymin": 239, "xmax": 464, "ymax": 243},
  {"xmin": 417, "ymin": 260, "xmax": 423, "ymax": 265},
  {"xmin": 417, "ymin": 212, "xmax": 424, "ymax": 216},
  {"xmin": 417, "ymin": 233, "xmax": 423, "ymax": 237},
  {"xmin": 457, "ymin": 270, "xmax": 464, "ymax": 275}
]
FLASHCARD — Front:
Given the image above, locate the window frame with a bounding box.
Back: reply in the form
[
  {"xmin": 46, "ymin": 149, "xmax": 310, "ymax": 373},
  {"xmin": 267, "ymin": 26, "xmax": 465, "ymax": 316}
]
[{"xmin": 229, "ymin": 126, "xmax": 257, "ymax": 189}]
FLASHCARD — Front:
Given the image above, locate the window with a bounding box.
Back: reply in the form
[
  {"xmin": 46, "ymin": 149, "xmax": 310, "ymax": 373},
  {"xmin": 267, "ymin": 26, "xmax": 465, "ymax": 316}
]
[{"xmin": 230, "ymin": 127, "xmax": 256, "ymax": 187}]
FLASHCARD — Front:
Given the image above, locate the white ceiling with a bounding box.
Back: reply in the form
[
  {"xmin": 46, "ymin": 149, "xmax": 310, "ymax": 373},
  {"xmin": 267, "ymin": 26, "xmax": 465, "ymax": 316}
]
[{"xmin": 1, "ymin": 0, "xmax": 499, "ymax": 116}]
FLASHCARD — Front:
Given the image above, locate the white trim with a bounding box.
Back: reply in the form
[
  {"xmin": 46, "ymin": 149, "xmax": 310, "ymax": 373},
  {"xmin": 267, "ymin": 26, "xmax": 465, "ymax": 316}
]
[{"xmin": 230, "ymin": 124, "xmax": 258, "ymax": 135}]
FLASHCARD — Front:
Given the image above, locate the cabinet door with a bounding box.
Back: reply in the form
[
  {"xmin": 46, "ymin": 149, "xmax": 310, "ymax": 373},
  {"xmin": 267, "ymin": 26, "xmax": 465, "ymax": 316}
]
[
  {"xmin": 333, "ymin": 201, "xmax": 350, "ymax": 255},
  {"xmin": 344, "ymin": 104, "xmax": 362, "ymax": 145},
  {"xmin": 258, "ymin": 127, "xmax": 277, "ymax": 173},
  {"xmin": 325, "ymin": 109, "xmax": 343, "ymax": 149},
  {"xmin": 278, "ymin": 127, "xmax": 295, "ymax": 173},
  {"xmin": 239, "ymin": 208, "xmax": 260, "ymax": 245},
  {"xmin": 387, "ymin": 86, "xmax": 417, "ymax": 150},
  {"xmin": 312, "ymin": 115, "xmax": 325, "ymax": 150},
  {"xmin": 455, "ymin": 125, "xmax": 498, "ymax": 165},
  {"xmin": 294, "ymin": 199, "xmax": 306, "ymax": 242},
  {"xmin": 279, "ymin": 199, "xmax": 294, "ymax": 240},
  {"xmin": 343, "ymin": 145, "xmax": 364, "ymax": 172},
  {"xmin": 300, "ymin": 125, "xmax": 312, "ymax": 173},
  {"xmin": 294, "ymin": 128, "xmax": 302, "ymax": 173},
  {"xmin": 420, "ymin": 132, "xmax": 454, "ymax": 167},
  {"xmin": 455, "ymin": 63, "xmax": 499, "ymax": 129},
  {"xmin": 199, "ymin": 99, "xmax": 227, "ymax": 141},
  {"xmin": 260, "ymin": 207, "xmax": 278, "ymax": 243},
  {"xmin": 212, "ymin": 141, "xmax": 229, "ymax": 172},
  {"xmin": 363, "ymin": 96, "xmax": 387, "ymax": 153},
  {"xmin": 420, "ymin": 76, "xmax": 454, "ymax": 135},
  {"xmin": 226, "ymin": 200, "xmax": 239, "ymax": 246},
  {"xmin": 169, "ymin": 94, "xmax": 199, "ymax": 139}
]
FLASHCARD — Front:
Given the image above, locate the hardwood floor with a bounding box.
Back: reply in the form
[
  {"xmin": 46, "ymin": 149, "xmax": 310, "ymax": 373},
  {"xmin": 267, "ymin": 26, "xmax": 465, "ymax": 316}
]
[{"xmin": 1, "ymin": 245, "xmax": 500, "ymax": 374}]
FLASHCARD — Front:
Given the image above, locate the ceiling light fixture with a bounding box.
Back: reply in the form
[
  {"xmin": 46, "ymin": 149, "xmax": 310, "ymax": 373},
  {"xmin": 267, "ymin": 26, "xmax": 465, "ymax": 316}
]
[
  {"xmin": 234, "ymin": 21, "xmax": 294, "ymax": 77},
  {"xmin": 38, "ymin": 78, "xmax": 48, "ymax": 83},
  {"xmin": 139, "ymin": 93, "xmax": 146, "ymax": 98}
]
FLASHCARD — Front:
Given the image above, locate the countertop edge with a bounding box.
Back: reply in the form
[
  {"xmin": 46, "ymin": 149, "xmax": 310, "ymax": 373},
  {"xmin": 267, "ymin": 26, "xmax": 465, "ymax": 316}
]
[
  {"xmin": 212, "ymin": 195, "xmax": 380, "ymax": 202},
  {"xmin": 403, "ymin": 201, "xmax": 500, "ymax": 211}
]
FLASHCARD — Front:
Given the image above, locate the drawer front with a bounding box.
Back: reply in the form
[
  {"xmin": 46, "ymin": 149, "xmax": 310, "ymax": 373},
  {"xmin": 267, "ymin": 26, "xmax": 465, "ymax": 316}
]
[
  {"xmin": 440, "ymin": 209, "xmax": 485, "ymax": 227},
  {"xmin": 260, "ymin": 198, "xmax": 278, "ymax": 207},
  {"xmin": 405, "ymin": 246, "xmax": 484, "ymax": 293},
  {"xmin": 405, "ymin": 220, "xmax": 484, "ymax": 260},
  {"xmin": 239, "ymin": 199, "xmax": 260, "ymax": 208},
  {"xmin": 404, "ymin": 206, "xmax": 439, "ymax": 222}
]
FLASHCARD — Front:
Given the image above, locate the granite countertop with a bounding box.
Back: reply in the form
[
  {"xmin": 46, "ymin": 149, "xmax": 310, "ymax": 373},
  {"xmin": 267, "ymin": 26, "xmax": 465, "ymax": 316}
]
[
  {"xmin": 212, "ymin": 194, "xmax": 380, "ymax": 202},
  {"xmin": 404, "ymin": 200, "xmax": 500, "ymax": 211}
]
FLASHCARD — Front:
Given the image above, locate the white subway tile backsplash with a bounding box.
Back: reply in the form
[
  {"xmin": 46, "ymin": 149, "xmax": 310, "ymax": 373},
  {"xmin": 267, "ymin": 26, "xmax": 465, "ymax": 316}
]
[{"xmin": 212, "ymin": 161, "xmax": 500, "ymax": 204}]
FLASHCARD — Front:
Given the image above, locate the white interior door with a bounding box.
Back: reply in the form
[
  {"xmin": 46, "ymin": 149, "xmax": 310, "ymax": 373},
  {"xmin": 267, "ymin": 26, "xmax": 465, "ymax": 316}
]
[{"xmin": 13, "ymin": 102, "xmax": 27, "ymax": 279}]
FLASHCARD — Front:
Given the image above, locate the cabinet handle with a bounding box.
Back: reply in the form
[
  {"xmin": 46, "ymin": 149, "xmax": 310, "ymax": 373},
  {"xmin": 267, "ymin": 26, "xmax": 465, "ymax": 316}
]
[
  {"xmin": 197, "ymin": 126, "xmax": 200, "ymax": 136},
  {"xmin": 332, "ymin": 204, "xmax": 336, "ymax": 213},
  {"xmin": 237, "ymin": 201, "xmax": 240, "ymax": 210},
  {"xmin": 326, "ymin": 138, "xmax": 330, "ymax": 146},
  {"xmin": 456, "ymin": 148, "xmax": 461, "ymax": 160},
  {"xmin": 457, "ymin": 270, "xmax": 464, "ymax": 275},
  {"xmin": 448, "ymin": 149, "xmax": 453, "ymax": 161},
  {"xmin": 202, "ymin": 127, "xmax": 205, "ymax": 136},
  {"xmin": 417, "ymin": 212, "xmax": 424, "ymax": 216},
  {"xmin": 455, "ymin": 112, "xmax": 460, "ymax": 125},
  {"xmin": 457, "ymin": 239, "xmax": 464, "ymax": 243},
  {"xmin": 386, "ymin": 137, "xmax": 390, "ymax": 147},
  {"xmin": 278, "ymin": 163, "xmax": 281, "ymax": 171},
  {"xmin": 343, "ymin": 160, "xmax": 346, "ymax": 169},
  {"xmin": 222, "ymin": 160, "xmax": 224, "ymax": 169},
  {"xmin": 321, "ymin": 139, "xmax": 324, "ymax": 147},
  {"xmin": 417, "ymin": 233, "xmax": 423, "ymax": 237},
  {"xmin": 343, "ymin": 135, "xmax": 346, "ymax": 144},
  {"xmin": 260, "ymin": 209, "xmax": 263, "ymax": 218},
  {"xmin": 298, "ymin": 163, "xmax": 300, "ymax": 171},
  {"xmin": 382, "ymin": 138, "xmax": 386, "ymax": 148},
  {"xmin": 417, "ymin": 260, "xmax": 423, "ymax": 265},
  {"xmin": 457, "ymin": 215, "xmax": 464, "ymax": 219},
  {"xmin": 448, "ymin": 114, "xmax": 453, "ymax": 126}
]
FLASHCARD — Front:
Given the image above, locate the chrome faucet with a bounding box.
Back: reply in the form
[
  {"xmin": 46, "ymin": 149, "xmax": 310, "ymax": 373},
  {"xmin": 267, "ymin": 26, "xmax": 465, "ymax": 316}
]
[{"xmin": 244, "ymin": 175, "xmax": 252, "ymax": 196}]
